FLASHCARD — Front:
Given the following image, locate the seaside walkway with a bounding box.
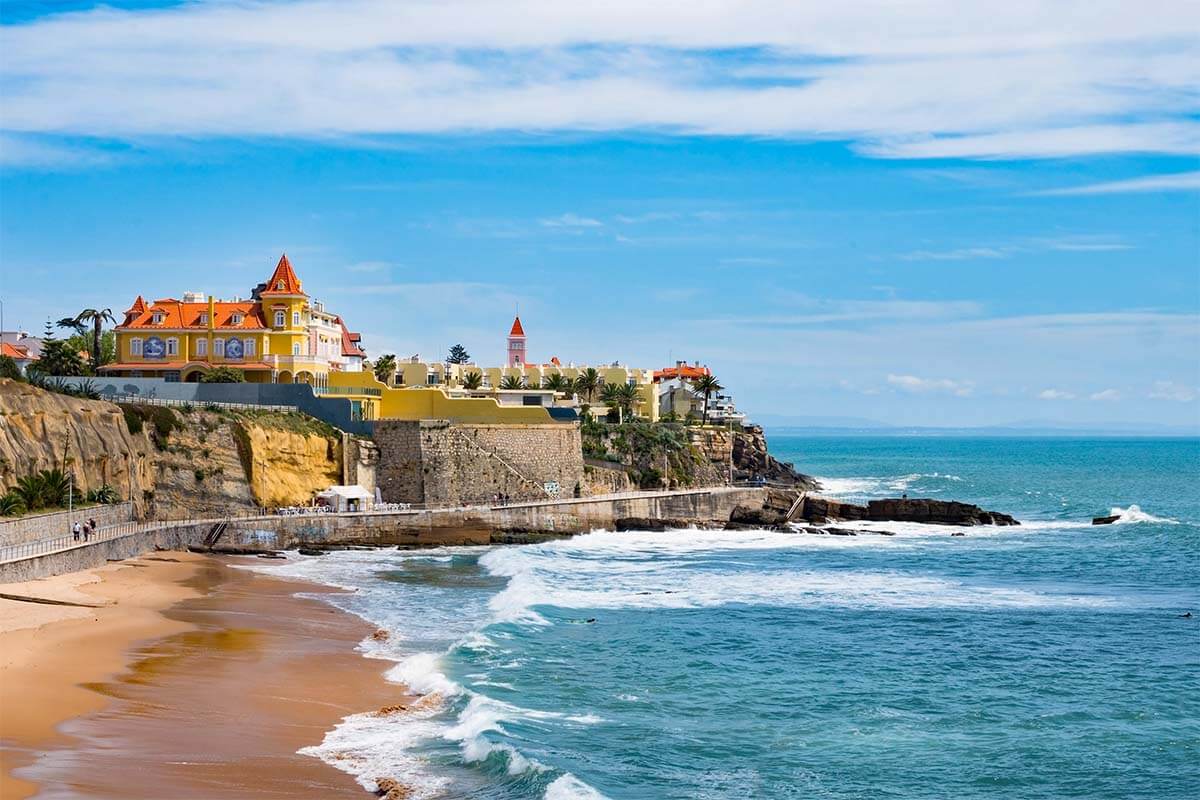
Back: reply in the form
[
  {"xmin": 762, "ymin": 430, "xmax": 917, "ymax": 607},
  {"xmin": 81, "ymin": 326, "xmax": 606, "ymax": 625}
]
[{"xmin": 0, "ymin": 487, "xmax": 764, "ymax": 572}]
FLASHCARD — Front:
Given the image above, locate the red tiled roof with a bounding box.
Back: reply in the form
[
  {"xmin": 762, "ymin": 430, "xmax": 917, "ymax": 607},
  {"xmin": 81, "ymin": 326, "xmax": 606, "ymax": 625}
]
[
  {"xmin": 118, "ymin": 299, "xmax": 267, "ymax": 330},
  {"xmin": 509, "ymin": 316, "xmax": 525, "ymax": 337},
  {"xmin": 653, "ymin": 365, "xmax": 711, "ymax": 382},
  {"xmin": 125, "ymin": 295, "xmax": 147, "ymax": 315},
  {"xmin": 1, "ymin": 342, "xmax": 30, "ymax": 360},
  {"xmin": 335, "ymin": 316, "xmax": 365, "ymax": 357},
  {"xmin": 260, "ymin": 253, "xmax": 305, "ymax": 296}
]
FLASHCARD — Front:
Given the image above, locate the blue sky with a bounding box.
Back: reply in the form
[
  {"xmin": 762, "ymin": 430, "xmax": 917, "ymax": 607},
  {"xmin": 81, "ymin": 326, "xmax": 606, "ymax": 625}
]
[{"xmin": 1, "ymin": 0, "xmax": 1197, "ymax": 428}]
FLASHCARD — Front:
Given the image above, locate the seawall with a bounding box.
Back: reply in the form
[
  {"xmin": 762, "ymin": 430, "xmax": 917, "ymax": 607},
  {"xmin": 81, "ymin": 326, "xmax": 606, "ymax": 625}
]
[{"xmin": 0, "ymin": 487, "xmax": 767, "ymax": 582}]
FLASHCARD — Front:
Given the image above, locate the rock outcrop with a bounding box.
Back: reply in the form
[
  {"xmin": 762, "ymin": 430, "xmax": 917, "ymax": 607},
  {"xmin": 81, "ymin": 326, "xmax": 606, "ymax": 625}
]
[
  {"xmin": 0, "ymin": 379, "xmax": 156, "ymax": 516},
  {"xmin": 0, "ymin": 381, "xmax": 347, "ymax": 520},
  {"xmin": 797, "ymin": 495, "xmax": 1019, "ymax": 527},
  {"xmin": 730, "ymin": 425, "xmax": 821, "ymax": 490}
]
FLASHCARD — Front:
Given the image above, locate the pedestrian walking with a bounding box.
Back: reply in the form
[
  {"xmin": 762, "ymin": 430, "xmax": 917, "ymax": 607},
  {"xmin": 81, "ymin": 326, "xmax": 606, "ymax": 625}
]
[{"xmin": 73, "ymin": 521, "xmax": 81, "ymax": 541}]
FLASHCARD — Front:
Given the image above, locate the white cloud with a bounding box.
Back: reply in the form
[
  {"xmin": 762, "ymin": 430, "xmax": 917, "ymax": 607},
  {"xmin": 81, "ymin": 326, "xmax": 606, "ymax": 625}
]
[
  {"xmin": 888, "ymin": 374, "xmax": 974, "ymax": 397},
  {"xmin": 1089, "ymin": 389, "xmax": 1121, "ymax": 401},
  {"xmin": 1148, "ymin": 381, "xmax": 1198, "ymax": 402},
  {"xmin": 1038, "ymin": 388, "xmax": 1076, "ymax": 400},
  {"xmin": 540, "ymin": 213, "xmax": 603, "ymax": 228},
  {"xmin": 1, "ymin": 1, "xmax": 1198, "ymax": 161},
  {"xmin": 1035, "ymin": 170, "xmax": 1200, "ymax": 196},
  {"xmin": 899, "ymin": 247, "xmax": 1011, "ymax": 261}
]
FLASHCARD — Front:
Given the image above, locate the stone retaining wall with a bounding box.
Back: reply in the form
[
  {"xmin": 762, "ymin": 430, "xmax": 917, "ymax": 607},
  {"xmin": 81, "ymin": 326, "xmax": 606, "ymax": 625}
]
[
  {"xmin": 0, "ymin": 502, "xmax": 134, "ymax": 547},
  {"xmin": 375, "ymin": 420, "xmax": 586, "ymax": 506}
]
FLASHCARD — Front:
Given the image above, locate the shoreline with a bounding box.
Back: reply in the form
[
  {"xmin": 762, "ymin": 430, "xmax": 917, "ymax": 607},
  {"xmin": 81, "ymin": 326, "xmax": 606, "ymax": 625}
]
[{"xmin": 0, "ymin": 552, "xmax": 408, "ymax": 799}]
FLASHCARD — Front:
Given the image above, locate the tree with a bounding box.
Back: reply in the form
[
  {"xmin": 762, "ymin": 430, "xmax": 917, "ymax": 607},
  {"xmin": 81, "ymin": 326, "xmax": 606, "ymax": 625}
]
[
  {"xmin": 200, "ymin": 366, "xmax": 245, "ymax": 383},
  {"xmin": 690, "ymin": 374, "xmax": 724, "ymax": 426},
  {"xmin": 617, "ymin": 382, "xmax": 642, "ymax": 419},
  {"xmin": 373, "ymin": 353, "xmax": 397, "ymax": 384},
  {"xmin": 600, "ymin": 382, "xmax": 624, "ymax": 423},
  {"xmin": 61, "ymin": 309, "xmax": 116, "ymax": 371},
  {"xmin": 574, "ymin": 368, "xmax": 601, "ymax": 403},
  {"xmin": 461, "ymin": 371, "xmax": 484, "ymax": 390},
  {"xmin": 0, "ymin": 355, "xmax": 23, "ymax": 381},
  {"xmin": 446, "ymin": 344, "xmax": 471, "ymax": 364},
  {"xmin": 543, "ymin": 373, "xmax": 572, "ymax": 393},
  {"xmin": 66, "ymin": 330, "xmax": 116, "ymax": 368},
  {"xmin": 31, "ymin": 321, "xmax": 86, "ymax": 377},
  {"xmin": 500, "ymin": 374, "xmax": 524, "ymax": 390}
]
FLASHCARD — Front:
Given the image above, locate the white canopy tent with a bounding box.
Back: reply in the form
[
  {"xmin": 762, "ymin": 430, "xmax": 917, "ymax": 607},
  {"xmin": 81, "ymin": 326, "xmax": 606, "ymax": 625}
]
[{"xmin": 315, "ymin": 485, "xmax": 374, "ymax": 513}]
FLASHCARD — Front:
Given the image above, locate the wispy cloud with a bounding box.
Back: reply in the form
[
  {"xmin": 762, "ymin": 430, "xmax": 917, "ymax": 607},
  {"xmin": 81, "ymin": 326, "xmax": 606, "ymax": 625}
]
[
  {"xmin": 1038, "ymin": 388, "xmax": 1076, "ymax": 400},
  {"xmin": 1, "ymin": 1, "xmax": 1197, "ymax": 163},
  {"xmin": 898, "ymin": 235, "xmax": 1131, "ymax": 262},
  {"xmin": 540, "ymin": 213, "xmax": 603, "ymax": 228},
  {"xmin": 899, "ymin": 246, "xmax": 1011, "ymax": 262},
  {"xmin": 1089, "ymin": 389, "xmax": 1121, "ymax": 401},
  {"xmin": 887, "ymin": 374, "xmax": 974, "ymax": 397},
  {"xmin": 1148, "ymin": 381, "xmax": 1197, "ymax": 402},
  {"xmin": 1034, "ymin": 171, "xmax": 1200, "ymax": 196}
]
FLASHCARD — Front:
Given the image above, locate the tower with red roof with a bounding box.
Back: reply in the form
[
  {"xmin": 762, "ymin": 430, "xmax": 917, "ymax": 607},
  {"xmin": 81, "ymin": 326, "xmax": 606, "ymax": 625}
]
[{"xmin": 507, "ymin": 316, "xmax": 526, "ymax": 367}]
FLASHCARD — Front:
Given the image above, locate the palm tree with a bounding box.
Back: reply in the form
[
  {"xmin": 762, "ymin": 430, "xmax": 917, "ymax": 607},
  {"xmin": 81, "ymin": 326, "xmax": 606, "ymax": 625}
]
[
  {"xmin": 500, "ymin": 374, "xmax": 524, "ymax": 390},
  {"xmin": 543, "ymin": 373, "xmax": 572, "ymax": 393},
  {"xmin": 574, "ymin": 368, "xmax": 601, "ymax": 404},
  {"xmin": 462, "ymin": 371, "xmax": 484, "ymax": 390},
  {"xmin": 373, "ymin": 353, "xmax": 397, "ymax": 384},
  {"xmin": 600, "ymin": 382, "xmax": 627, "ymax": 423},
  {"xmin": 690, "ymin": 375, "xmax": 724, "ymax": 426},
  {"xmin": 617, "ymin": 382, "xmax": 641, "ymax": 419},
  {"xmin": 62, "ymin": 309, "xmax": 116, "ymax": 371}
]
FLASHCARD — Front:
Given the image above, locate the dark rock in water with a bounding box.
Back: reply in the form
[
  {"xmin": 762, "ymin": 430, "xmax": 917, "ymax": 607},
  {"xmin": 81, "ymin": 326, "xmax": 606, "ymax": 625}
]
[
  {"xmin": 797, "ymin": 496, "xmax": 870, "ymax": 524},
  {"xmin": 615, "ymin": 517, "xmax": 692, "ymax": 532},
  {"xmin": 1092, "ymin": 514, "xmax": 1120, "ymax": 525},
  {"xmin": 950, "ymin": 532, "xmax": 966, "ymax": 537},
  {"xmin": 727, "ymin": 505, "xmax": 789, "ymax": 529},
  {"xmin": 867, "ymin": 498, "xmax": 1019, "ymax": 526},
  {"xmin": 826, "ymin": 527, "xmax": 858, "ymax": 536},
  {"xmin": 795, "ymin": 496, "xmax": 1017, "ymax": 527},
  {"xmin": 297, "ymin": 547, "xmax": 327, "ymax": 556},
  {"xmin": 256, "ymin": 553, "xmax": 286, "ymax": 559}
]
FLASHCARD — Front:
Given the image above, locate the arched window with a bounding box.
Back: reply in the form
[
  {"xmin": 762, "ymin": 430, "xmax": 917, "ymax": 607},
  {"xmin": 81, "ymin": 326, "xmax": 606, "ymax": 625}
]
[
  {"xmin": 274, "ymin": 310, "xmax": 285, "ymax": 328},
  {"xmin": 244, "ymin": 338, "xmax": 256, "ymax": 357},
  {"xmin": 130, "ymin": 338, "xmax": 143, "ymax": 356},
  {"xmin": 165, "ymin": 338, "xmax": 178, "ymax": 356},
  {"xmin": 214, "ymin": 338, "xmax": 224, "ymax": 356},
  {"xmin": 196, "ymin": 339, "xmax": 207, "ymax": 357}
]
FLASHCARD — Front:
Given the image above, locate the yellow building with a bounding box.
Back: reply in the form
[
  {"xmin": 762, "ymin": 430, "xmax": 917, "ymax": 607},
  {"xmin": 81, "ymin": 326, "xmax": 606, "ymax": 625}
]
[
  {"xmin": 381, "ymin": 316, "xmax": 660, "ymax": 421},
  {"xmin": 103, "ymin": 255, "xmax": 367, "ymax": 385}
]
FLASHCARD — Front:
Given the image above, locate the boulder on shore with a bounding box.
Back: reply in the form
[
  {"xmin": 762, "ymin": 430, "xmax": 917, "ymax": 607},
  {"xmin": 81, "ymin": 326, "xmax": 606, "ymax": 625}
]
[{"xmin": 726, "ymin": 505, "xmax": 789, "ymax": 530}]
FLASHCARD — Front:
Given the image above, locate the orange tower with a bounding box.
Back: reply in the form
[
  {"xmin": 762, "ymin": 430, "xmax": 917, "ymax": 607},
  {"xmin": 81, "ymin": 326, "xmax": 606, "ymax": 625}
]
[{"xmin": 507, "ymin": 316, "xmax": 526, "ymax": 366}]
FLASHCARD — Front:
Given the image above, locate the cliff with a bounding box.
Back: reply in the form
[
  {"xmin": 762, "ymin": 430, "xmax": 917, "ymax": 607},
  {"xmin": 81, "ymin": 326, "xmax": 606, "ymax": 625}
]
[
  {"xmin": 0, "ymin": 379, "xmax": 156, "ymax": 516},
  {"xmin": 0, "ymin": 380, "xmax": 345, "ymax": 519},
  {"xmin": 580, "ymin": 420, "xmax": 818, "ymax": 491}
]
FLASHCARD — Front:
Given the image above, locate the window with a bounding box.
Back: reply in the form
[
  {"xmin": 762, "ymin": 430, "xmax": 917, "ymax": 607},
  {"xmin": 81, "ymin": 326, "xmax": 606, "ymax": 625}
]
[
  {"xmin": 292, "ymin": 343, "xmax": 301, "ymax": 356},
  {"xmin": 274, "ymin": 310, "xmax": 285, "ymax": 328},
  {"xmin": 262, "ymin": 338, "xmax": 269, "ymax": 355},
  {"xmin": 214, "ymin": 338, "xmax": 224, "ymax": 356},
  {"xmin": 196, "ymin": 339, "xmax": 207, "ymax": 357},
  {"xmin": 244, "ymin": 338, "xmax": 256, "ymax": 357},
  {"xmin": 151, "ymin": 312, "xmax": 164, "ymax": 324},
  {"xmin": 198, "ymin": 313, "xmax": 208, "ymax": 324},
  {"xmin": 231, "ymin": 313, "xmax": 243, "ymax": 325},
  {"xmin": 276, "ymin": 280, "xmax": 284, "ymax": 291},
  {"xmin": 292, "ymin": 311, "xmax": 301, "ymax": 327},
  {"xmin": 166, "ymin": 338, "xmax": 178, "ymax": 356},
  {"xmin": 130, "ymin": 338, "xmax": 143, "ymax": 356},
  {"xmin": 164, "ymin": 371, "xmax": 181, "ymax": 383}
]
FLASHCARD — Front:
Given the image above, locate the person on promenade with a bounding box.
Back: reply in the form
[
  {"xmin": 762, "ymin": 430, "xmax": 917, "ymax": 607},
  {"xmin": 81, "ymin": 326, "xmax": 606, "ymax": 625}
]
[
  {"xmin": 88, "ymin": 518, "xmax": 97, "ymax": 540},
  {"xmin": 82, "ymin": 521, "xmax": 91, "ymax": 542},
  {"xmin": 73, "ymin": 521, "xmax": 81, "ymax": 541}
]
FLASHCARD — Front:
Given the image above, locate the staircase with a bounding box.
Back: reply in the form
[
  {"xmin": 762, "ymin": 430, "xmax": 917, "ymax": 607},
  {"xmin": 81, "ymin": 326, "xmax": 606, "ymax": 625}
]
[
  {"xmin": 202, "ymin": 520, "xmax": 228, "ymax": 548},
  {"xmin": 447, "ymin": 428, "xmax": 554, "ymax": 500}
]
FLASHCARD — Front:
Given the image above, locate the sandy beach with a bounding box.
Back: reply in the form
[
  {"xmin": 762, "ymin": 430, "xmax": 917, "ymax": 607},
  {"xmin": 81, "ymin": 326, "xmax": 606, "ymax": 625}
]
[{"xmin": 0, "ymin": 552, "xmax": 408, "ymax": 799}]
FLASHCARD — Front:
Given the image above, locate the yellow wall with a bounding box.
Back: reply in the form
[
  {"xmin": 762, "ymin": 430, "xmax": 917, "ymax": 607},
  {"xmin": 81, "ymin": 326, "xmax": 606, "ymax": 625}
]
[
  {"xmin": 264, "ymin": 296, "xmax": 308, "ymax": 358},
  {"xmin": 328, "ymin": 371, "xmax": 557, "ymax": 423}
]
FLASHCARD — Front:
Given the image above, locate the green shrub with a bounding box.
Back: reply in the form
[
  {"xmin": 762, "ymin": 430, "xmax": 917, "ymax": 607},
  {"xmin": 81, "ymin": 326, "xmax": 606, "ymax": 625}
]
[
  {"xmin": 0, "ymin": 355, "xmax": 23, "ymax": 381},
  {"xmin": 0, "ymin": 491, "xmax": 26, "ymax": 516}
]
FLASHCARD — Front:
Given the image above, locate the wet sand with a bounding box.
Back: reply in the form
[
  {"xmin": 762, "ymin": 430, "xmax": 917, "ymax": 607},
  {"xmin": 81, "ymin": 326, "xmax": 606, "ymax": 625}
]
[{"xmin": 0, "ymin": 553, "xmax": 409, "ymax": 799}]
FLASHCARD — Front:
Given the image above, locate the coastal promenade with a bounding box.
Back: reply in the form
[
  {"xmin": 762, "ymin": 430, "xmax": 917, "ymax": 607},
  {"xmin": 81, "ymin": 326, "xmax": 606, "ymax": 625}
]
[{"xmin": 0, "ymin": 486, "xmax": 767, "ymax": 582}]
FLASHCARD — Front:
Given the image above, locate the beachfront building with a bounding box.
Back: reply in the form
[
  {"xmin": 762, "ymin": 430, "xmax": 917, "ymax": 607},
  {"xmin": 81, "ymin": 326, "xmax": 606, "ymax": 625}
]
[
  {"xmin": 655, "ymin": 361, "xmax": 748, "ymax": 425},
  {"xmin": 102, "ymin": 255, "xmax": 366, "ymax": 386},
  {"xmin": 381, "ymin": 317, "xmax": 660, "ymax": 420},
  {"xmin": 0, "ymin": 331, "xmax": 41, "ymax": 375}
]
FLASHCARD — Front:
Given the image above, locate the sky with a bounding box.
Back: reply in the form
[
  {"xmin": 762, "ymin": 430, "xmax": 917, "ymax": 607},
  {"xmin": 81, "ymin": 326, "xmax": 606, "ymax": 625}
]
[{"xmin": 0, "ymin": 0, "xmax": 1197, "ymax": 429}]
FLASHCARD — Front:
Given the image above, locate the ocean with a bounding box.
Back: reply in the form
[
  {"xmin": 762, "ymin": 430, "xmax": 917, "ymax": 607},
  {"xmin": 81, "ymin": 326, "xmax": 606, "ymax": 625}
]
[{"xmin": 253, "ymin": 435, "xmax": 1199, "ymax": 799}]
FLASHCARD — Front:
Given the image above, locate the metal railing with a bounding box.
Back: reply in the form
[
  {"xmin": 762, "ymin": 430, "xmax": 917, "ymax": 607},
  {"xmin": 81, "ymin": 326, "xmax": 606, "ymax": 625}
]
[{"xmin": 104, "ymin": 393, "xmax": 298, "ymax": 413}]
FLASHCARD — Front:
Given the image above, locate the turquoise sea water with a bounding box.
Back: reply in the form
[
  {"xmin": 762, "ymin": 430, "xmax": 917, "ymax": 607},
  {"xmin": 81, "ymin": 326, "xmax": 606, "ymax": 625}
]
[{"xmin": 259, "ymin": 436, "xmax": 1199, "ymax": 799}]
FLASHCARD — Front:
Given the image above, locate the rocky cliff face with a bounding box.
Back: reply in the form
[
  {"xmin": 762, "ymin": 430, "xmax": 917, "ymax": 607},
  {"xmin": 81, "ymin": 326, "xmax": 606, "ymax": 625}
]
[
  {"xmin": 0, "ymin": 381, "xmax": 345, "ymax": 519},
  {"xmin": 688, "ymin": 425, "xmax": 820, "ymax": 490},
  {"xmin": 0, "ymin": 379, "xmax": 156, "ymax": 516}
]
